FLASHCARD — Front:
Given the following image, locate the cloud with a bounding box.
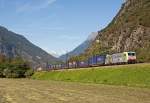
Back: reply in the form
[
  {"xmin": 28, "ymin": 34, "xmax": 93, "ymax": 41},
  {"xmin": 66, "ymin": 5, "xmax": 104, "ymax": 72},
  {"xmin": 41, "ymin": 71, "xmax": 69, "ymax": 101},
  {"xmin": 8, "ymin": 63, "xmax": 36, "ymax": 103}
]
[
  {"xmin": 16, "ymin": 0, "xmax": 57, "ymax": 13},
  {"xmin": 43, "ymin": 48, "xmax": 66, "ymax": 57},
  {"xmin": 49, "ymin": 50, "xmax": 66, "ymax": 57}
]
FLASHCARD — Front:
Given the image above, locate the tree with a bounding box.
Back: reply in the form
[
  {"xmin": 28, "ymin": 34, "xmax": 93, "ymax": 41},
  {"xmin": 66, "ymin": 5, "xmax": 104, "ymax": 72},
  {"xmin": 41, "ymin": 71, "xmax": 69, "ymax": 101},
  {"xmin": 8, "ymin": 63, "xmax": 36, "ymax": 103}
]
[{"xmin": 0, "ymin": 54, "xmax": 6, "ymax": 63}]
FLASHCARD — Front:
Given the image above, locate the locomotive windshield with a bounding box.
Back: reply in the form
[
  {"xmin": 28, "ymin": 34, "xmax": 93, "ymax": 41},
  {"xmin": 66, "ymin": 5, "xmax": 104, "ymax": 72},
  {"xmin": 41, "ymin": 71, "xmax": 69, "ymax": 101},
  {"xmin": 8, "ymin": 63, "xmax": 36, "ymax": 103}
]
[{"xmin": 128, "ymin": 52, "xmax": 135, "ymax": 56}]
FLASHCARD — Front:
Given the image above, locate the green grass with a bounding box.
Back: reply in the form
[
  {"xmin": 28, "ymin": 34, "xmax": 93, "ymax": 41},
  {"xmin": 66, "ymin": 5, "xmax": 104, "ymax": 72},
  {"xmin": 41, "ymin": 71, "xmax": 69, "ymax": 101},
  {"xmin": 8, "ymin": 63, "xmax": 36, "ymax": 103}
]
[{"xmin": 32, "ymin": 63, "xmax": 150, "ymax": 88}]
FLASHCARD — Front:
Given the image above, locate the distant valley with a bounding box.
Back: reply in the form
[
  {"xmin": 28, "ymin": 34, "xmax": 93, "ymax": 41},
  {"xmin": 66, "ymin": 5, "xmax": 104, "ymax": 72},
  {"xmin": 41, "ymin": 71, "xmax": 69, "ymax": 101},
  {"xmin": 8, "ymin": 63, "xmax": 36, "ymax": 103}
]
[
  {"xmin": 0, "ymin": 26, "xmax": 60, "ymax": 68},
  {"xmin": 59, "ymin": 32, "xmax": 98, "ymax": 61}
]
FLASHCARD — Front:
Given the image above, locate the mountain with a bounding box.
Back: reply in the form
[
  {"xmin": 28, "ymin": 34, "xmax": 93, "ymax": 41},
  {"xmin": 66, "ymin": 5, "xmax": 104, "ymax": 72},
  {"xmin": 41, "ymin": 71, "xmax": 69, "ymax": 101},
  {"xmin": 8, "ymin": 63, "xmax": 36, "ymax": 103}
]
[
  {"xmin": 59, "ymin": 32, "xmax": 98, "ymax": 61},
  {"xmin": 0, "ymin": 26, "xmax": 60, "ymax": 68},
  {"xmin": 82, "ymin": 0, "xmax": 150, "ymax": 62}
]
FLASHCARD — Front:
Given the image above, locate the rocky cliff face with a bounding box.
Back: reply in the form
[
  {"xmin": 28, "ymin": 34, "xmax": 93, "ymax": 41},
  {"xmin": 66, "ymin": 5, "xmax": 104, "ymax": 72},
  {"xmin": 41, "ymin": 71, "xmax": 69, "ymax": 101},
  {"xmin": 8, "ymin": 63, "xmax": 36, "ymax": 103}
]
[
  {"xmin": 0, "ymin": 26, "xmax": 60, "ymax": 68},
  {"xmin": 0, "ymin": 40, "xmax": 16, "ymax": 59},
  {"xmin": 84, "ymin": 0, "xmax": 150, "ymax": 62}
]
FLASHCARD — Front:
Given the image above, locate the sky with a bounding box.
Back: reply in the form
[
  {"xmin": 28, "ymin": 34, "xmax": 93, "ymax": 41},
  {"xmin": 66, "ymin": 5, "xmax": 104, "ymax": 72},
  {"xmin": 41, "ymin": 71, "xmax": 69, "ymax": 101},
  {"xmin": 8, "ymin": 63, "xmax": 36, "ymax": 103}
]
[{"xmin": 0, "ymin": 0, "xmax": 124, "ymax": 57}]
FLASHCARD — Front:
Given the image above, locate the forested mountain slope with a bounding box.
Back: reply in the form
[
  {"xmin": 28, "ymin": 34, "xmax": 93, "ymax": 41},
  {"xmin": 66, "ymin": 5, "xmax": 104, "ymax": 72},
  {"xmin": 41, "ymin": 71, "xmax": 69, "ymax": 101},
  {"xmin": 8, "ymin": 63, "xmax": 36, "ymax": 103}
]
[{"xmin": 0, "ymin": 26, "xmax": 60, "ymax": 68}]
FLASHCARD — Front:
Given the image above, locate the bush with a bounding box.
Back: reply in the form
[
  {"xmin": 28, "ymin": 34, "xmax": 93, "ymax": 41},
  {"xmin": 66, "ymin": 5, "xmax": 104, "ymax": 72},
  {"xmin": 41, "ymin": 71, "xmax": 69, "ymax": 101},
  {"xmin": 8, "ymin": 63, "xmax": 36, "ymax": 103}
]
[
  {"xmin": 0, "ymin": 63, "xmax": 33, "ymax": 78},
  {"xmin": 0, "ymin": 55, "xmax": 34, "ymax": 78},
  {"xmin": 3, "ymin": 68, "xmax": 13, "ymax": 78},
  {"xmin": 0, "ymin": 68, "xmax": 4, "ymax": 77}
]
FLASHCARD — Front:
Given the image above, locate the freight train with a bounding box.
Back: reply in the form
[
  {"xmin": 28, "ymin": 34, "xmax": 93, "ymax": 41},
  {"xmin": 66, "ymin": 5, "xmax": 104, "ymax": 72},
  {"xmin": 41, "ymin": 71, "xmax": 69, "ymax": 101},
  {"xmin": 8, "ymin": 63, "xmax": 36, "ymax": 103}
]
[{"xmin": 47, "ymin": 51, "xmax": 136, "ymax": 70}]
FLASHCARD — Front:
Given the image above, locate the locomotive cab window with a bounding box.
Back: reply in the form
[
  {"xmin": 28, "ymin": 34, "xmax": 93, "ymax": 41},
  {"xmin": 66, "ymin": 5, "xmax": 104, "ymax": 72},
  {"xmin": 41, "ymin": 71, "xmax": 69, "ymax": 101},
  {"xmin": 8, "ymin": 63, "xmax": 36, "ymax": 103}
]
[{"xmin": 128, "ymin": 53, "xmax": 135, "ymax": 56}]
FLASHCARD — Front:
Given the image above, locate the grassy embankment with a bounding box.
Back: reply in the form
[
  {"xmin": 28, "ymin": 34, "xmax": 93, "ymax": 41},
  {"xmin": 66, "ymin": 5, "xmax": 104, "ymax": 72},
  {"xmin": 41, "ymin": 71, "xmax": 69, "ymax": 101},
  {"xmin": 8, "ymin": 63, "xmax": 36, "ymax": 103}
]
[{"xmin": 32, "ymin": 63, "xmax": 150, "ymax": 88}]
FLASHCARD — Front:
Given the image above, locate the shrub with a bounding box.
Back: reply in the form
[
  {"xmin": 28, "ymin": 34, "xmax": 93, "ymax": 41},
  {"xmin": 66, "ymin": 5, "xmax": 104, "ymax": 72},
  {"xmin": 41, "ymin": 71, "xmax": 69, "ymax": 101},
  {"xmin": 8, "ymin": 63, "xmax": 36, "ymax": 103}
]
[
  {"xmin": 3, "ymin": 68, "xmax": 12, "ymax": 78},
  {"xmin": 0, "ymin": 55, "xmax": 33, "ymax": 78},
  {"xmin": 0, "ymin": 68, "xmax": 4, "ymax": 77},
  {"xmin": 25, "ymin": 69, "xmax": 34, "ymax": 78}
]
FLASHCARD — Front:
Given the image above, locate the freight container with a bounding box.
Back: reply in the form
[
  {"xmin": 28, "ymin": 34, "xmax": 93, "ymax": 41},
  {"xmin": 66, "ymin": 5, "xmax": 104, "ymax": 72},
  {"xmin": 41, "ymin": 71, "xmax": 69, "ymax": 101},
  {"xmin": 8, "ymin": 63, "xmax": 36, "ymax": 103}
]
[
  {"xmin": 51, "ymin": 65, "xmax": 55, "ymax": 69},
  {"xmin": 77, "ymin": 61, "xmax": 88, "ymax": 68},
  {"xmin": 105, "ymin": 54, "xmax": 113, "ymax": 65},
  {"xmin": 72, "ymin": 61, "xmax": 77, "ymax": 68},
  {"xmin": 88, "ymin": 56, "xmax": 97, "ymax": 66},
  {"xmin": 69, "ymin": 62, "xmax": 73, "ymax": 68},
  {"xmin": 112, "ymin": 53, "xmax": 127, "ymax": 64},
  {"xmin": 46, "ymin": 64, "xmax": 51, "ymax": 70},
  {"xmin": 60, "ymin": 64, "xmax": 66, "ymax": 69},
  {"xmin": 88, "ymin": 57, "xmax": 93, "ymax": 66},
  {"xmin": 96, "ymin": 55, "xmax": 106, "ymax": 65},
  {"xmin": 92, "ymin": 56, "xmax": 97, "ymax": 65}
]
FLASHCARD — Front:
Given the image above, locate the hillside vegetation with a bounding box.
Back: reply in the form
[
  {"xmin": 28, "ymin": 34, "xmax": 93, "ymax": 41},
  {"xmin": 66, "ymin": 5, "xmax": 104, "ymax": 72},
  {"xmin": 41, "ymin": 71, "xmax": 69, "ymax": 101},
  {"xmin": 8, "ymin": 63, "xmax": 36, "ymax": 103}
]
[
  {"xmin": 32, "ymin": 63, "xmax": 150, "ymax": 88},
  {"xmin": 78, "ymin": 0, "xmax": 150, "ymax": 62}
]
